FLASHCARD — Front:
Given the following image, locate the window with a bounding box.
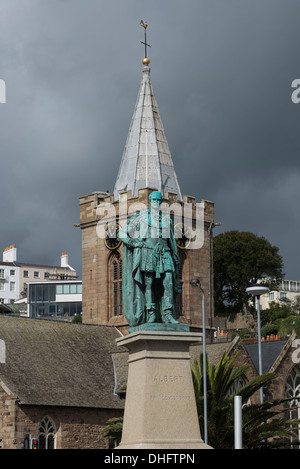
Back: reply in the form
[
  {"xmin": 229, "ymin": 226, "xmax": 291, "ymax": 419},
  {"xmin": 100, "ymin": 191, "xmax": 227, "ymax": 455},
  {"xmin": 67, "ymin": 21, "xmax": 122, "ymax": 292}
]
[
  {"xmin": 34, "ymin": 271, "xmax": 40, "ymax": 278},
  {"xmin": 176, "ymin": 258, "xmax": 183, "ymax": 316},
  {"xmin": 44, "ymin": 272, "xmax": 49, "ymax": 279},
  {"xmin": 0, "ymin": 269, "xmax": 4, "ymax": 279},
  {"xmin": 38, "ymin": 416, "xmax": 56, "ymax": 450},
  {"xmin": 23, "ymin": 271, "xmax": 29, "ymax": 278},
  {"xmin": 110, "ymin": 255, "xmax": 123, "ymax": 316},
  {"xmin": 285, "ymin": 367, "xmax": 300, "ymax": 448},
  {"xmin": 56, "ymin": 284, "xmax": 82, "ymax": 295},
  {"xmin": 280, "ymin": 292, "xmax": 287, "ymax": 300},
  {"xmin": 269, "ymin": 292, "xmax": 275, "ymax": 301},
  {"xmin": 10, "ymin": 282, "xmax": 16, "ymax": 292},
  {"xmin": 0, "ymin": 283, "xmax": 4, "ymax": 292},
  {"xmin": 10, "ymin": 269, "xmax": 15, "ymax": 276}
]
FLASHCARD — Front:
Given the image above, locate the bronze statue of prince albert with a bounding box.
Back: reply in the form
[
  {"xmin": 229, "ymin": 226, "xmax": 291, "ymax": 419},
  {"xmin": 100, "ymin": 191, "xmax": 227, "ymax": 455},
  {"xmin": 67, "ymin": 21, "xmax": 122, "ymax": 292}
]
[{"xmin": 119, "ymin": 191, "xmax": 182, "ymax": 329}]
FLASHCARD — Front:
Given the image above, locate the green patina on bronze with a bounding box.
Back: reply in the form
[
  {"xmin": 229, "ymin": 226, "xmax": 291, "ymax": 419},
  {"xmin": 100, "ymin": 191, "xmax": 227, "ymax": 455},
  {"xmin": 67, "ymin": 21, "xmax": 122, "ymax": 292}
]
[{"xmin": 119, "ymin": 191, "xmax": 189, "ymax": 333}]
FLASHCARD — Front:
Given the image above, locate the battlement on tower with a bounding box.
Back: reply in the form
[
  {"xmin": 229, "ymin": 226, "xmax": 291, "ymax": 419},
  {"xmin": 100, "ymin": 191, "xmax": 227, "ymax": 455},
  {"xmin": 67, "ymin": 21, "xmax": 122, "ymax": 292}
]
[{"xmin": 79, "ymin": 187, "xmax": 214, "ymax": 230}]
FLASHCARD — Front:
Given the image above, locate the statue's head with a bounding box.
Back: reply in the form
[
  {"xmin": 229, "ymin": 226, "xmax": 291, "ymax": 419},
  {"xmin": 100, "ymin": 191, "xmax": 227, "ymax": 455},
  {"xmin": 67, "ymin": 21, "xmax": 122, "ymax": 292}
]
[{"xmin": 149, "ymin": 191, "xmax": 163, "ymax": 204}]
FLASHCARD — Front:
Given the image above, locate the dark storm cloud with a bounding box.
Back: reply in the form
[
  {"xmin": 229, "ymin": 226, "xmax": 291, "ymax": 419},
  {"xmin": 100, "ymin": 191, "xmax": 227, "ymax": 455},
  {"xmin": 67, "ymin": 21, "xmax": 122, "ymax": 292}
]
[{"xmin": 0, "ymin": 0, "xmax": 299, "ymax": 278}]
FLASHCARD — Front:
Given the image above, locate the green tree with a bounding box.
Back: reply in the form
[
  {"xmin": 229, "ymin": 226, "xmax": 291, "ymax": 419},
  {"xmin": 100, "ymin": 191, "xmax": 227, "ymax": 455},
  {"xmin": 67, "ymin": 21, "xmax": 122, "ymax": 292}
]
[
  {"xmin": 213, "ymin": 231, "xmax": 283, "ymax": 316},
  {"xmin": 292, "ymin": 295, "xmax": 300, "ymax": 315},
  {"xmin": 191, "ymin": 353, "xmax": 300, "ymax": 449},
  {"xmin": 102, "ymin": 417, "xmax": 123, "ymax": 448},
  {"xmin": 260, "ymin": 301, "xmax": 292, "ymax": 327}
]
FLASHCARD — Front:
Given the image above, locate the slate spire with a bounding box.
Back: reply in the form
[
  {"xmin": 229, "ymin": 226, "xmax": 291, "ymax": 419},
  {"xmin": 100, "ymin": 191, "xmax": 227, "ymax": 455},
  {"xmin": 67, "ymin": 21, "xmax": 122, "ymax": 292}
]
[{"xmin": 113, "ymin": 62, "xmax": 182, "ymax": 201}]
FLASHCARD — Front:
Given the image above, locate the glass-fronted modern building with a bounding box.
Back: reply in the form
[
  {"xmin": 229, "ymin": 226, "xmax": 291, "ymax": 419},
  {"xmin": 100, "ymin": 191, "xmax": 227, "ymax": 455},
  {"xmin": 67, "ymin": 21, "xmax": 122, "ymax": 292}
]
[{"xmin": 27, "ymin": 280, "xmax": 82, "ymax": 320}]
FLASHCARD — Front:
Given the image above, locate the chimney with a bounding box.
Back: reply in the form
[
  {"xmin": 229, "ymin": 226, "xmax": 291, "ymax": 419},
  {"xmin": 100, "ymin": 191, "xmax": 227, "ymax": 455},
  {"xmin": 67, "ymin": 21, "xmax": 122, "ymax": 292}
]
[
  {"xmin": 3, "ymin": 244, "xmax": 17, "ymax": 263},
  {"xmin": 60, "ymin": 251, "xmax": 76, "ymax": 272},
  {"xmin": 61, "ymin": 251, "xmax": 68, "ymax": 268}
]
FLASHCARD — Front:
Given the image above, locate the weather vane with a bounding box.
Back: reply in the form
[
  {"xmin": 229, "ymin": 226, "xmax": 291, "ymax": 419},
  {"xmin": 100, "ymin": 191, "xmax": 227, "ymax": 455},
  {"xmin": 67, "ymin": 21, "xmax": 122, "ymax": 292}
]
[{"xmin": 140, "ymin": 20, "xmax": 151, "ymax": 65}]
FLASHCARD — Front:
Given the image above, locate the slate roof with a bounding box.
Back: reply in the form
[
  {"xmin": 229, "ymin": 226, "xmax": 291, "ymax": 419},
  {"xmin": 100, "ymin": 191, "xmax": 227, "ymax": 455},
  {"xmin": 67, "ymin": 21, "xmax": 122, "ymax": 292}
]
[
  {"xmin": 0, "ymin": 315, "xmax": 126, "ymax": 409},
  {"xmin": 189, "ymin": 341, "xmax": 233, "ymax": 365},
  {"xmin": 244, "ymin": 340, "xmax": 289, "ymax": 374}
]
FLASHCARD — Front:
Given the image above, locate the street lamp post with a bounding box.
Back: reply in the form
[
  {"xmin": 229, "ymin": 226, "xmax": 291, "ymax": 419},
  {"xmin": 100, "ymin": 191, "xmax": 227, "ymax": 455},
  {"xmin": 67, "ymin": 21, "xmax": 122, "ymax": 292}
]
[
  {"xmin": 246, "ymin": 284, "xmax": 270, "ymax": 404},
  {"xmin": 190, "ymin": 279, "xmax": 208, "ymax": 445}
]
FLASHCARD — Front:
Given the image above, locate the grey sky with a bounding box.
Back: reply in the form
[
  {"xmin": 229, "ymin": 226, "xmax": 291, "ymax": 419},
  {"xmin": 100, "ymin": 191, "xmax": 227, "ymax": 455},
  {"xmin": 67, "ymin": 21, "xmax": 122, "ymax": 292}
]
[{"xmin": 0, "ymin": 0, "xmax": 299, "ymax": 279}]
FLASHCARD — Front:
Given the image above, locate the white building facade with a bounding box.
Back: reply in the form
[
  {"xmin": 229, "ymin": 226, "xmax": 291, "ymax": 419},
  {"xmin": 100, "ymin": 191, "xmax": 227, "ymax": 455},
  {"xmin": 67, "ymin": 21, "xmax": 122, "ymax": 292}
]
[
  {"xmin": 0, "ymin": 245, "xmax": 77, "ymax": 306},
  {"xmin": 260, "ymin": 279, "xmax": 300, "ymax": 310},
  {"xmin": 0, "ymin": 261, "xmax": 20, "ymax": 304}
]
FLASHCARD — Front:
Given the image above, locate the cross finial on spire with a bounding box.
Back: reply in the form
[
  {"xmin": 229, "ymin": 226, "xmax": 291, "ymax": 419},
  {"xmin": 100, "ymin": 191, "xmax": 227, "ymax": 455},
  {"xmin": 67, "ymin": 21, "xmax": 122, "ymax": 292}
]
[{"xmin": 140, "ymin": 20, "xmax": 151, "ymax": 65}]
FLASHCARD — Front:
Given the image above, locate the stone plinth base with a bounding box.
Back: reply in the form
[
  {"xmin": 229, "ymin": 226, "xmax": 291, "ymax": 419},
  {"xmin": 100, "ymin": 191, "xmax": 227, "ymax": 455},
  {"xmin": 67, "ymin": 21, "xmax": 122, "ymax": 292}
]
[
  {"xmin": 116, "ymin": 330, "xmax": 212, "ymax": 449},
  {"xmin": 129, "ymin": 322, "xmax": 190, "ymax": 334}
]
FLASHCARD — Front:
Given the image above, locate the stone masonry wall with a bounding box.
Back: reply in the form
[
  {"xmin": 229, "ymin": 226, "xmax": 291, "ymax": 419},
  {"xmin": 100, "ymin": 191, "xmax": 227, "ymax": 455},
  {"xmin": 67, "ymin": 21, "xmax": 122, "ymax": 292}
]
[
  {"xmin": 0, "ymin": 390, "xmax": 123, "ymax": 449},
  {"xmin": 0, "ymin": 384, "xmax": 18, "ymax": 449}
]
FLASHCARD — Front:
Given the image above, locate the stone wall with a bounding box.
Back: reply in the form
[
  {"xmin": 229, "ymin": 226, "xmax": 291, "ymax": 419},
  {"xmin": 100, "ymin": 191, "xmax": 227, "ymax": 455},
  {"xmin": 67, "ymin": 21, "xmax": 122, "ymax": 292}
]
[
  {"xmin": 0, "ymin": 385, "xmax": 123, "ymax": 449},
  {"xmin": 0, "ymin": 384, "xmax": 18, "ymax": 448}
]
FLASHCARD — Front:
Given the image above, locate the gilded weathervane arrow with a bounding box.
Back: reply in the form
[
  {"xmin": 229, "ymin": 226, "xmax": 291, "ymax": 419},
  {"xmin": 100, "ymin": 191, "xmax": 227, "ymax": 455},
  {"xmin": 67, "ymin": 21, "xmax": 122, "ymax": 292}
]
[{"xmin": 140, "ymin": 20, "xmax": 151, "ymax": 64}]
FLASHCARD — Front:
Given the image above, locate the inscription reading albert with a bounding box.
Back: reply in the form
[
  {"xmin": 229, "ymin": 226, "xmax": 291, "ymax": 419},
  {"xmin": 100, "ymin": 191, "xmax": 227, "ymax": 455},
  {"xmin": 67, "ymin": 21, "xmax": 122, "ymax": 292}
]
[
  {"xmin": 149, "ymin": 394, "xmax": 191, "ymax": 401},
  {"xmin": 153, "ymin": 375, "xmax": 183, "ymax": 383}
]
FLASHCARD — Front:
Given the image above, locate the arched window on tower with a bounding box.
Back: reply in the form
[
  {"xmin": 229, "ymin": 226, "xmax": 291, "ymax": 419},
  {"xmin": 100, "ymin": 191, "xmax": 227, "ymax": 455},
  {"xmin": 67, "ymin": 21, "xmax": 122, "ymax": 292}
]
[
  {"xmin": 175, "ymin": 252, "xmax": 185, "ymax": 317},
  {"xmin": 285, "ymin": 366, "xmax": 300, "ymax": 448},
  {"xmin": 38, "ymin": 415, "xmax": 56, "ymax": 449},
  {"xmin": 110, "ymin": 254, "xmax": 123, "ymax": 317}
]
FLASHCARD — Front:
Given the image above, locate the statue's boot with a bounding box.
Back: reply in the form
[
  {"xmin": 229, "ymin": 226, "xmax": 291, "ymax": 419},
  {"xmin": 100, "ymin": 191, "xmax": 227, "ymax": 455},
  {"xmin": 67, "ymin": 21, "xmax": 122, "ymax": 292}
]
[
  {"xmin": 146, "ymin": 304, "xmax": 156, "ymax": 323},
  {"xmin": 162, "ymin": 310, "xmax": 179, "ymax": 324}
]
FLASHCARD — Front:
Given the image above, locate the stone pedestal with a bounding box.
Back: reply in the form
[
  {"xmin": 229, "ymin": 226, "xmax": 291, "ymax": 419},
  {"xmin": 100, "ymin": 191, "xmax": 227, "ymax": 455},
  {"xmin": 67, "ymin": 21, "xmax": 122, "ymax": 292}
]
[{"xmin": 116, "ymin": 330, "xmax": 211, "ymax": 449}]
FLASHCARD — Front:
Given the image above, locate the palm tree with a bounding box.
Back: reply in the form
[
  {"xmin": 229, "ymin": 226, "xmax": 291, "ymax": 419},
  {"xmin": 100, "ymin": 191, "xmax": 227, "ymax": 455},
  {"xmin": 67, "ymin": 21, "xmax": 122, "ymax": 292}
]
[{"xmin": 191, "ymin": 352, "xmax": 300, "ymax": 449}]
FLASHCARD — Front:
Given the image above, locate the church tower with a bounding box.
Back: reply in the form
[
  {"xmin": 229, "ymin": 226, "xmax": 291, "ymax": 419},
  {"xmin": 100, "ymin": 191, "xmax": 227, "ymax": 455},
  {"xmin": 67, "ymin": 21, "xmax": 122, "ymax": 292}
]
[{"xmin": 79, "ymin": 29, "xmax": 215, "ymax": 337}]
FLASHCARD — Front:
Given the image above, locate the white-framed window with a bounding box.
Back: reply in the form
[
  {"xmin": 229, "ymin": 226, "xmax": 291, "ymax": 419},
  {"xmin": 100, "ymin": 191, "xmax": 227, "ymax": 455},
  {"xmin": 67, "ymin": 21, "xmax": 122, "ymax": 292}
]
[
  {"xmin": 280, "ymin": 292, "xmax": 287, "ymax": 300},
  {"xmin": 285, "ymin": 367, "xmax": 300, "ymax": 448},
  {"xmin": 34, "ymin": 271, "xmax": 40, "ymax": 278},
  {"xmin": 0, "ymin": 284, "xmax": 4, "ymax": 292},
  {"xmin": 0, "ymin": 269, "xmax": 4, "ymax": 279},
  {"xmin": 38, "ymin": 416, "xmax": 56, "ymax": 449},
  {"xmin": 23, "ymin": 271, "xmax": 29, "ymax": 278},
  {"xmin": 291, "ymin": 282, "xmax": 297, "ymax": 292},
  {"xmin": 10, "ymin": 282, "xmax": 16, "ymax": 292},
  {"xmin": 10, "ymin": 269, "xmax": 15, "ymax": 276},
  {"xmin": 269, "ymin": 292, "xmax": 275, "ymax": 301}
]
